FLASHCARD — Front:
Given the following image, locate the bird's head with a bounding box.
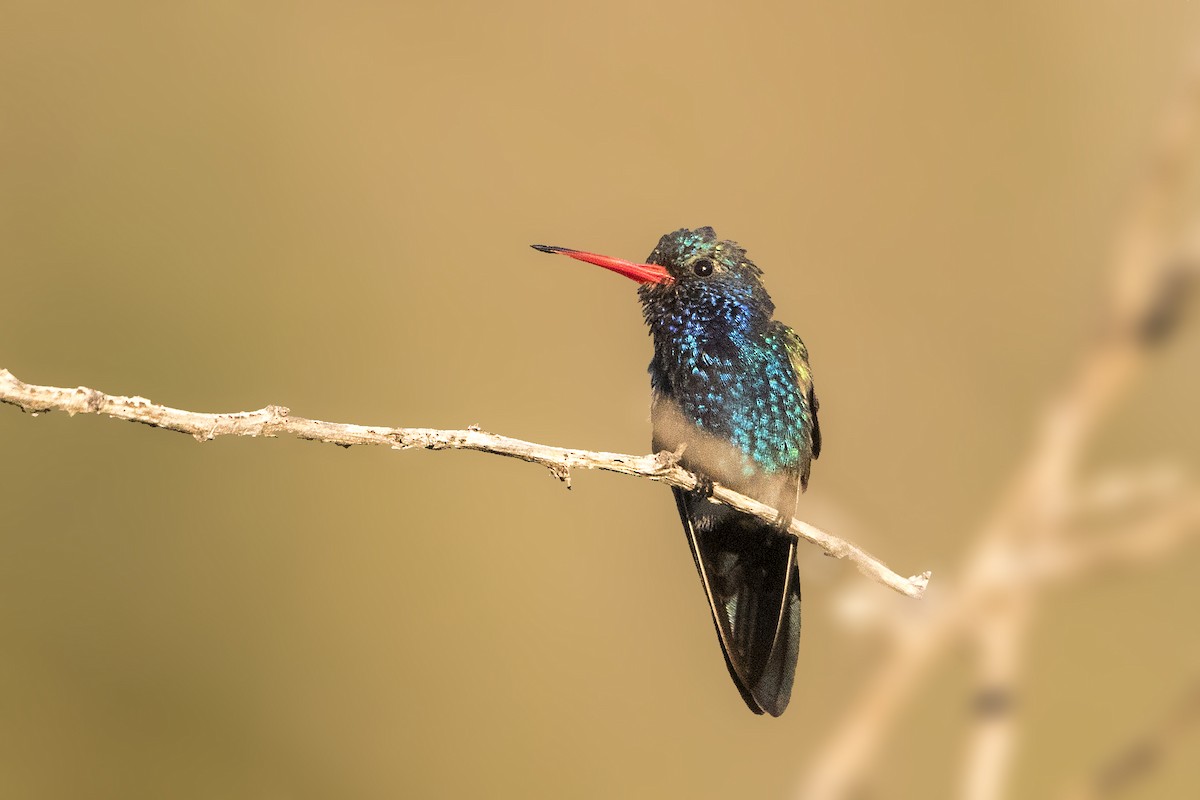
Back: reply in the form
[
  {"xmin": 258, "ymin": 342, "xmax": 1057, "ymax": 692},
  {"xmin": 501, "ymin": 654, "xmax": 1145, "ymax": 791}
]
[{"xmin": 532, "ymin": 227, "xmax": 775, "ymax": 327}]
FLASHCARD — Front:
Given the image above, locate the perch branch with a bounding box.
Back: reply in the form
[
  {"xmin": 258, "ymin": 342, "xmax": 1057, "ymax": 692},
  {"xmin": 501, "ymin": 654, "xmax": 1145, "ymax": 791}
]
[{"xmin": 0, "ymin": 367, "xmax": 929, "ymax": 599}]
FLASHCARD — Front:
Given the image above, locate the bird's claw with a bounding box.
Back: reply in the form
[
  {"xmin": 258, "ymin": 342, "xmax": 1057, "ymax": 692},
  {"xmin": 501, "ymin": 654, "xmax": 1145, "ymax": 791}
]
[
  {"xmin": 691, "ymin": 475, "xmax": 714, "ymax": 501},
  {"xmin": 771, "ymin": 510, "xmax": 792, "ymax": 534}
]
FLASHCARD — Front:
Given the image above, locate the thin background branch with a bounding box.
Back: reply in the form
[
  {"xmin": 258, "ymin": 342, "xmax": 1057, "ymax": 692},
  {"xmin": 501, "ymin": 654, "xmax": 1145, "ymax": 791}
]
[{"xmin": 796, "ymin": 48, "xmax": 1200, "ymax": 800}]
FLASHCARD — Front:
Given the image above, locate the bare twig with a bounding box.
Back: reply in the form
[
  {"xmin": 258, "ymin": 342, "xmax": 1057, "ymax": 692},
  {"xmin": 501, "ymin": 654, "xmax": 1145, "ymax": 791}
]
[{"xmin": 0, "ymin": 367, "xmax": 930, "ymax": 599}]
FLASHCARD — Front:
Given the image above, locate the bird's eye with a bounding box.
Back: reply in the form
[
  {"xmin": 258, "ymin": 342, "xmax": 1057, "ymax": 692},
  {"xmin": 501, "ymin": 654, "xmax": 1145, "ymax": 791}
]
[{"xmin": 692, "ymin": 258, "xmax": 714, "ymax": 277}]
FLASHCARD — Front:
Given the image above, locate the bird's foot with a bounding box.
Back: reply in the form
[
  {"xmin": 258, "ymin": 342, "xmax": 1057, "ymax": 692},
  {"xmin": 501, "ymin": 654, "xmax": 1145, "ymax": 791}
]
[
  {"xmin": 771, "ymin": 510, "xmax": 793, "ymax": 534},
  {"xmin": 691, "ymin": 475, "xmax": 714, "ymax": 501}
]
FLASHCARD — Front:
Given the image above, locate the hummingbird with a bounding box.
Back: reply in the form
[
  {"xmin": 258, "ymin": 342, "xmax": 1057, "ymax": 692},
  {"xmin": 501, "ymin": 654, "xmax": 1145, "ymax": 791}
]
[{"xmin": 532, "ymin": 227, "xmax": 821, "ymax": 716}]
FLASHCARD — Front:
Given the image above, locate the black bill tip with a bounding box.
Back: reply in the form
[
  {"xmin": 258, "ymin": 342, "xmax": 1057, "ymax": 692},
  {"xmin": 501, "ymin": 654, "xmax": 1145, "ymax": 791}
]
[{"xmin": 531, "ymin": 244, "xmax": 568, "ymax": 254}]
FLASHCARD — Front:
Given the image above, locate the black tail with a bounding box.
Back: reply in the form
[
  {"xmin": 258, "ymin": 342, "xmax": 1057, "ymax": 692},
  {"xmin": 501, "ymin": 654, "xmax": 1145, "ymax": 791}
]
[{"xmin": 671, "ymin": 488, "xmax": 801, "ymax": 716}]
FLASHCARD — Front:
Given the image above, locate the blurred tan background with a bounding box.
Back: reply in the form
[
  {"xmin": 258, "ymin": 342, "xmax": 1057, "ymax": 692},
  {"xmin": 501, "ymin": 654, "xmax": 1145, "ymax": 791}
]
[{"xmin": 4, "ymin": 2, "xmax": 1200, "ymax": 798}]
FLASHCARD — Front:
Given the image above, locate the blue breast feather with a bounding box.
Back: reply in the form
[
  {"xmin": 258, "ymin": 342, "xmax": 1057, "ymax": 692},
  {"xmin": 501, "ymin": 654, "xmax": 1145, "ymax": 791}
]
[{"xmin": 650, "ymin": 306, "xmax": 806, "ymax": 475}]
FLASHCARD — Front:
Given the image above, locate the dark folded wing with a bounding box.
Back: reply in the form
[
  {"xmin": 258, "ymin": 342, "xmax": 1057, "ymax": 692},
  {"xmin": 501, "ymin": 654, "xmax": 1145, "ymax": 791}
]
[{"xmin": 672, "ymin": 487, "xmax": 802, "ymax": 716}]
